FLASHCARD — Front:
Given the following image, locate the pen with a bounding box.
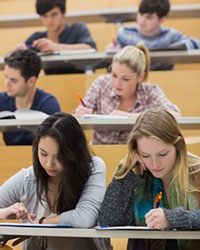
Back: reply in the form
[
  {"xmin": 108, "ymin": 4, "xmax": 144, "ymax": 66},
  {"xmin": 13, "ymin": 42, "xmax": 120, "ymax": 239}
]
[
  {"xmin": 26, "ymin": 44, "xmax": 33, "ymax": 49},
  {"xmin": 100, "ymin": 225, "xmax": 109, "ymax": 229},
  {"xmin": 77, "ymin": 93, "xmax": 86, "ymax": 107},
  {"xmin": 154, "ymin": 192, "xmax": 162, "ymax": 208},
  {"xmin": 112, "ymin": 37, "xmax": 117, "ymax": 46}
]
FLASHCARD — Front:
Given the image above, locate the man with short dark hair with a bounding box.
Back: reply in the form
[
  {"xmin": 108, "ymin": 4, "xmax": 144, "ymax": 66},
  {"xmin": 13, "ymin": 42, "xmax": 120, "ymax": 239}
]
[
  {"xmin": 14, "ymin": 0, "xmax": 96, "ymax": 74},
  {"xmin": 107, "ymin": 0, "xmax": 200, "ymax": 70},
  {"xmin": 0, "ymin": 50, "xmax": 61, "ymax": 145}
]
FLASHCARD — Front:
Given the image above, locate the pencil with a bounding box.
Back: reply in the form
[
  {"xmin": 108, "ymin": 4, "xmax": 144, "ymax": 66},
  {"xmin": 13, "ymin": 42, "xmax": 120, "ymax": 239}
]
[
  {"xmin": 154, "ymin": 192, "xmax": 162, "ymax": 208},
  {"xmin": 77, "ymin": 93, "xmax": 86, "ymax": 107}
]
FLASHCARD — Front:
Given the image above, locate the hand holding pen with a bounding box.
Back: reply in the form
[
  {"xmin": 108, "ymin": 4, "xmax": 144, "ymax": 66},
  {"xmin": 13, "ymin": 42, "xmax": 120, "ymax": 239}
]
[
  {"xmin": 73, "ymin": 94, "xmax": 93, "ymax": 118},
  {"xmin": 104, "ymin": 37, "xmax": 121, "ymax": 51},
  {"xmin": 154, "ymin": 192, "xmax": 162, "ymax": 208},
  {"xmin": 77, "ymin": 93, "xmax": 86, "ymax": 107},
  {"xmin": 145, "ymin": 191, "xmax": 169, "ymax": 229}
]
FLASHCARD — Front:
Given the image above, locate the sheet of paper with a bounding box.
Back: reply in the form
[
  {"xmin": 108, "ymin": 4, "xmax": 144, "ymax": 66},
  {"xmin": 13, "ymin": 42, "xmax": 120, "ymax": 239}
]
[
  {"xmin": 14, "ymin": 109, "xmax": 49, "ymax": 120},
  {"xmin": 0, "ymin": 111, "xmax": 15, "ymax": 119},
  {"xmin": 39, "ymin": 49, "xmax": 96, "ymax": 57},
  {"xmin": 0, "ymin": 222, "xmax": 71, "ymax": 228},
  {"xmin": 83, "ymin": 114, "xmax": 129, "ymax": 119},
  {"xmin": 57, "ymin": 49, "xmax": 96, "ymax": 55},
  {"xmin": 95, "ymin": 226, "xmax": 152, "ymax": 230}
]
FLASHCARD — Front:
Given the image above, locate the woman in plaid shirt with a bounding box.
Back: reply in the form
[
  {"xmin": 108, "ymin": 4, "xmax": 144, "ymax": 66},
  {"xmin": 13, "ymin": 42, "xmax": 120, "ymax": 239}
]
[{"xmin": 74, "ymin": 43, "xmax": 181, "ymax": 144}]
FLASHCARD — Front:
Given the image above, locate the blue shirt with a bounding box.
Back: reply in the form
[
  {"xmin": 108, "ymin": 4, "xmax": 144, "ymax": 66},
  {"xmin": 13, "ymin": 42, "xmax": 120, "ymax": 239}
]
[
  {"xmin": 0, "ymin": 88, "xmax": 61, "ymax": 145},
  {"xmin": 25, "ymin": 23, "xmax": 96, "ymax": 74},
  {"xmin": 116, "ymin": 25, "xmax": 200, "ymax": 70}
]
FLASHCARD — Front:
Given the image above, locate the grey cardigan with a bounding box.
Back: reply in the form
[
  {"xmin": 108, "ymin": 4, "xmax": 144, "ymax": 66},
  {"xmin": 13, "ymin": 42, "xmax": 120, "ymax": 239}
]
[
  {"xmin": 99, "ymin": 170, "xmax": 200, "ymax": 250},
  {"xmin": 0, "ymin": 156, "xmax": 108, "ymax": 250}
]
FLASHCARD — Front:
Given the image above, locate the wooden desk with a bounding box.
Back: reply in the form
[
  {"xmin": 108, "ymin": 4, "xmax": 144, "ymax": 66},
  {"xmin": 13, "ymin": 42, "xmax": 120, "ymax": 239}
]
[
  {"xmin": 0, "ymin": 4, "xmax": 199, "ymax": 28},
  {"xmin": 1, "ymin": 50, "xmax": 200, "ymax": 73},
  {"xmin": 0, "ymin": 117, "xmax": 199, "ymax": 133},
  {"xmin": 0, "ymin": 226, "xmax": 200, "ymax": 240}
]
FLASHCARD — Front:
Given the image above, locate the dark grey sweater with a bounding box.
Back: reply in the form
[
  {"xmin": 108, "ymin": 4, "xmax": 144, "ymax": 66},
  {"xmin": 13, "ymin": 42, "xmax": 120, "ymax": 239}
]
[{"xmin": 99, "ymin": 170, "xmax": 200, "ymax": 250}]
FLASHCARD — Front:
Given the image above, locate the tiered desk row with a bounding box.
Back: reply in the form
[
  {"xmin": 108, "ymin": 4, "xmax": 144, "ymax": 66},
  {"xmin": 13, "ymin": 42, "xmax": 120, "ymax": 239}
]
[{"xmin": 1, "ymin": 49, "xmax": 200, "ymax": 73}]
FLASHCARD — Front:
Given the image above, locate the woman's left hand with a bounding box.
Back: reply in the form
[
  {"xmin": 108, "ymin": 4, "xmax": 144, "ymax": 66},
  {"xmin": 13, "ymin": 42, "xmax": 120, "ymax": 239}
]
[
  {"xmin": 109, "ymin": 110, "xmax": 139, "ymax": 118},
  {"xmin": 145, "ymin": 208, "xmax": 169, "ymax": 229},
  {"xmin": 109, "ymin": 110, "xmax": 128, "ymax": 116}
]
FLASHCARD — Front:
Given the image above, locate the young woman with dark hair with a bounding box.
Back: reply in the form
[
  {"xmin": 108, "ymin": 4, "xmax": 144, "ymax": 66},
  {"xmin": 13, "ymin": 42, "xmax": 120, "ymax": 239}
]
[{"xmin": 0, "ymin": 113, "xmax": 107, "ymax": 250}]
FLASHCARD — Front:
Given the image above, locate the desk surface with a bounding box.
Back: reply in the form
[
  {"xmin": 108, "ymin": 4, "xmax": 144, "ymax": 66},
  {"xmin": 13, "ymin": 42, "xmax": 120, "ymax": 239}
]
[
  {"xmin": 0, "ymin": 226, "xmax": 200, "ymax": 240},
  {"xmin": 1, "ymin": 50, "xmax": 200, "ymax": 73},
  {"xmin": 0, "ymin": 117, "xmax": 199, "ymax": 133},
  {"xmin": 0, "ymin": 4, "xmax": 199, "ymax": 28}
]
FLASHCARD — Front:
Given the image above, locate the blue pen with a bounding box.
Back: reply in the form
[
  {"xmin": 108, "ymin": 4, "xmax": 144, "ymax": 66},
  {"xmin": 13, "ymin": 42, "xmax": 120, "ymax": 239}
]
[
  {"xmin": 26, "ymin": 44, "xmax": 33, "ymax": 49},
  {"xmin": 100, "ymin": 225, "xmax": 109, "ymax": 229}
]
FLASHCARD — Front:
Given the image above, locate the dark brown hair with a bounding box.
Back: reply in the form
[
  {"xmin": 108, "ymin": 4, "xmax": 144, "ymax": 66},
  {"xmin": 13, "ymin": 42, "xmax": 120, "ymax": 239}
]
[
  {"xmin": 32, "ymin": 112, "xmax": 92, "ymax": 214},
  {"xmin": 139, "ymin": 0, "xmax": 170, "ymax": 18}
]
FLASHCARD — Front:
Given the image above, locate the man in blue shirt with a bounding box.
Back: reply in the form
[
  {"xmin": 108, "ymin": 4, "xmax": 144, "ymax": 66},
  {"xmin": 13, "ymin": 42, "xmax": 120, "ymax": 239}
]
[
  {"xmin": 13, "ymin": 0, "xmax": 96, "ymax": 74},
  {"xmin": 106, "ymin": 0, "xmax": 200, "ymax": 70},
  {"xmin": 0, "ymin": 49, "xmax": 61, "ymax": 145}
]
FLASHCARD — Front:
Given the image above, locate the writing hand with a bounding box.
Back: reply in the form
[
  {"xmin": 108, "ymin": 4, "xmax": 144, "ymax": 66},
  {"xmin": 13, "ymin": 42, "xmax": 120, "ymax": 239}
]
[
  {"xmin": 32, "ymin": 38, "xmax": 59, "ymax": 52},
  {"xmin": 145, "ymin": 208, "xmax": 169, "ymax": 229},
  {"xmin": 104, "ymin": 42, "xmax": 121, "ymax": 52},
  {"xmin": 73, "ymin": 105, "xmax": 93, "ymax": 118},
  {"xmin": 109, "ymin": 110, "xmax": 139, "ymax": 118},
  {"xmin": 109, "ymin": 109, "xmax": 128, "ymax": 116}
]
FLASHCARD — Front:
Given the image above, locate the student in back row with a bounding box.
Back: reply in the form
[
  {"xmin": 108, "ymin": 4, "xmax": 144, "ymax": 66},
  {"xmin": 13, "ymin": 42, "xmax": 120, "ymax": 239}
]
[
  {"xmin": 14, "ymin": 0, "xmax": 96, "ymax": 74},
  {"xmin": 0, "ymin": 50, "xmax": 61, "ymax": 145},
  {"xmin": 107, "ymin": 0, "xmax": 200, "ymax": 70},
  {"xmin": 74, "ymin": 43, "xmax": 181, "ymax": 144}
]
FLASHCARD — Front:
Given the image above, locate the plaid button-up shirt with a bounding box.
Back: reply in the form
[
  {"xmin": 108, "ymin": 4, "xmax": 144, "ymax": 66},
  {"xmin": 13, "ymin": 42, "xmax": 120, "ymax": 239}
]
[{"xmin": 78, "ymin": 74, "xmax": 180, "ymax": 144}]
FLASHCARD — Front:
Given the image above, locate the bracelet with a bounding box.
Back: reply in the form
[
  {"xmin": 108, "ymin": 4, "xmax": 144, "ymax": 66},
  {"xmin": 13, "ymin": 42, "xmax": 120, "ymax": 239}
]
[{"xmin": 39, "ymin": 216, "xmax": 46, "ymax": 224}]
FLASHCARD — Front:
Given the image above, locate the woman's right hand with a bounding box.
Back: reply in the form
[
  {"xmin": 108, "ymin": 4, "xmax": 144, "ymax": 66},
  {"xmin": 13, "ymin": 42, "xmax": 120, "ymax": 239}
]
[
  {"xmin": 73, "ymin": 105, "xmax": 93, "ymax": 118},
  {"xmin": 131, "ymin": 153, "xmax": 147, "ymax": 175},
  {"xmin": 104, "ymin": 42, "xmax": 121, "ymax": 52},
  {"xmin": 0, "ymin": 202, "xmax": 36, "ymax": 220}
]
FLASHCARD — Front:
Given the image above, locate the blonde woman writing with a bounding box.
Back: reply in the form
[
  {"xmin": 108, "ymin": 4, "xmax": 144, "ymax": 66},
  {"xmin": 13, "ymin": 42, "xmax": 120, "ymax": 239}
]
[
  {"xmin": 74, "ymin": 44, "xmax": 180, "ymax": 144},
  {"xmin": 99, "ymin": 108, "xmax": 200, "ymax": 250}
]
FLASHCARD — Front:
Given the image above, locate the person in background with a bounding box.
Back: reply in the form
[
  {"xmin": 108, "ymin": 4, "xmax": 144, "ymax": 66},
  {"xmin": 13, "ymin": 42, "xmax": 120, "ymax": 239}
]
[
  {"xmin": 73, "ymin": 43, "xmax": 181, "ymax": 144},
  {"xmin": 99, "ymin": 108, "xmax": 200, "ymax": 250},
  {"xmin": 14, "ymin": 0, "xmax": 96, "ymax": 74},
  {"xmin": 106, "ymin": 0, "xmax": 200, "ymax": 70},
  {"xmin": 0, "ymin": 113, "xmax": 110, "ymax": 250},
  {"xmin": 0, "ymin": 49, "xmax": 61, "ymax": 145}
]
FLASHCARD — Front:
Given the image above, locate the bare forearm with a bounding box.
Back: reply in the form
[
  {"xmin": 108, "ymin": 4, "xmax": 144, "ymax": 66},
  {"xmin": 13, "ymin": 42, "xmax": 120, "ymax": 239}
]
[{"xmin": 41, "ymin": 215, "xmax": 60, "ymax": 224}]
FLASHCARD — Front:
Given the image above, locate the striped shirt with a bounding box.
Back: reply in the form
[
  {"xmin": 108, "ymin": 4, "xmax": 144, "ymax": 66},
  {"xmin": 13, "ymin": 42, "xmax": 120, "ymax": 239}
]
[{"xmin": 116, "ymin": 25, "xmax": 200, "ymax": 70}]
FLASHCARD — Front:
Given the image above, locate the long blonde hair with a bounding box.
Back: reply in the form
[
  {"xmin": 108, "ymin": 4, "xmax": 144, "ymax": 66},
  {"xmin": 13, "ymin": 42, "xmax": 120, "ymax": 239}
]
[
  {"xmin": 112, "ymin": 42, "xmax": 150, "ymax": 82},
  {"xmin": 115, "ymin": 108, "xmax": 200, "ymax": 207}
]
